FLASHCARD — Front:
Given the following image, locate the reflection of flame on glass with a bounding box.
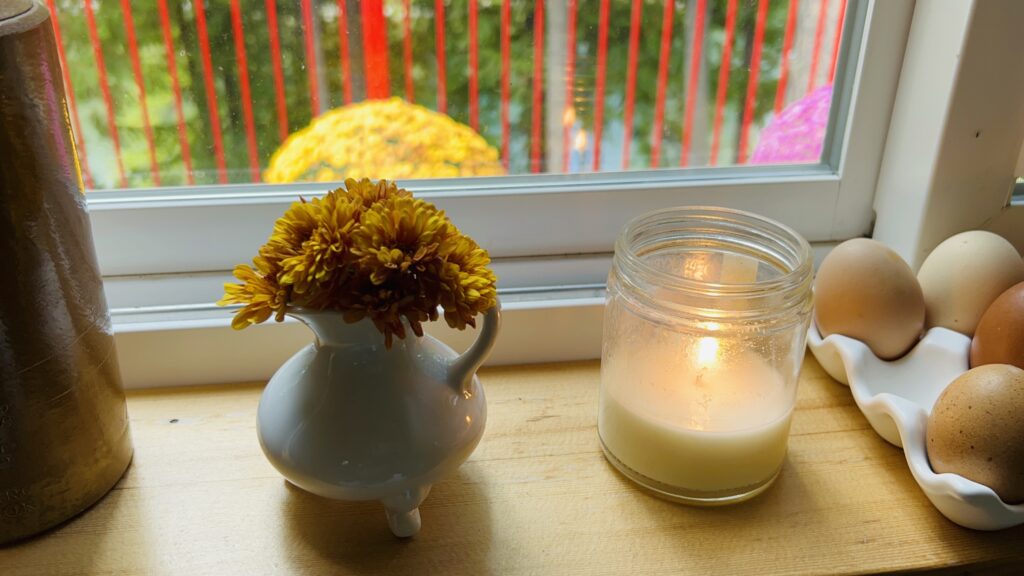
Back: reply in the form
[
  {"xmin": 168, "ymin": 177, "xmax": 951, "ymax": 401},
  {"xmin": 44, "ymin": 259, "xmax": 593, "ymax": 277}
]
[
  {"xmin": 563, "ymin": 106, "xmax": 576, "ymax": 127},
  {"xmin": 574, "ymin": 129, "xmax": 588, "ymax": 154},
  {"xmin": 691, "ymin": 322, "xmax": 722, "ymax": 429},
  {"xmin": 682, "ymin": 252, "xmax": 715, "ymax": 281},
  {"xmin": 696, "ymin": 336, "xmax": 720, "ymax": 367}
]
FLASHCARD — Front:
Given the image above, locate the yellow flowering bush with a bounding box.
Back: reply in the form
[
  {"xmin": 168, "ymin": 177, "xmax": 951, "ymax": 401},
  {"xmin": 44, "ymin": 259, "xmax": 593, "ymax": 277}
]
[
  {"xmin": 263, "ymin": 98, "xmax": 505, "ymax": 183},
  {"xmin": 219, "ymin": 179, "xmax": 498, "ymax": 347}
]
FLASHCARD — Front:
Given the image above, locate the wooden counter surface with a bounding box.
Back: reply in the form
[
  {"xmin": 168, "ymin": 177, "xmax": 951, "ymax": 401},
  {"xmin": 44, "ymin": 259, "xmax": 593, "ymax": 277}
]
[{"xmin": 3, "ymin": 358, "xmax": 1023, "ymax": 575}]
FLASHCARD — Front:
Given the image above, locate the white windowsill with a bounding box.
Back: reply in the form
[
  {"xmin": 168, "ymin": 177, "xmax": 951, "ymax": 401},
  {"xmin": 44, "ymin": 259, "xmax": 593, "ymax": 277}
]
[
  {"xmin": 111, "ymin": 288, "xmax": 605, "ymax": 390},
  {"xmin": 108, "ymin": 244, "xmax": 837, "ymax": 389}
]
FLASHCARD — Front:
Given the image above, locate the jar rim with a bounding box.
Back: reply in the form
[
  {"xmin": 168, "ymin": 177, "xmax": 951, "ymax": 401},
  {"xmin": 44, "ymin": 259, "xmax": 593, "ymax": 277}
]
[{"xmin": 615, "ymin": 206, "xmax": 813, "ymax": 299}]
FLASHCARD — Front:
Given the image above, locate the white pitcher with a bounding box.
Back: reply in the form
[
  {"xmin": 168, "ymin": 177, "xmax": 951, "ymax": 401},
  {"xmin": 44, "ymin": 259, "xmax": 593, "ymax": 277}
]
[{"xmin": 257, "ymin": 303, "xmax": 500, "ymax": 537}]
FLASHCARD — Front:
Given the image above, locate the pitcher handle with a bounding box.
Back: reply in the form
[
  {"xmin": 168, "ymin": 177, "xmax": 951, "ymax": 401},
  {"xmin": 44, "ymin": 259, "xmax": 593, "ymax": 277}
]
[{"xmin": 450, "ymin": 300, "xmax": 502, "ymax": 395}]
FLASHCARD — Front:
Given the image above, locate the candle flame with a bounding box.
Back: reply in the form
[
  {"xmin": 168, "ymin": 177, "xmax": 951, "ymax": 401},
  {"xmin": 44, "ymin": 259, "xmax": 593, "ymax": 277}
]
[
  {"xmin": 696, "ymin": 336, "xmax": 720, "ymax": 367},
  {"xmin": 574, "ymin": 129, "xmax": 588, "ymax": 153},
  {"xmin": 563, "ymin": 106, "xmax": 576, "ymax": 127}
]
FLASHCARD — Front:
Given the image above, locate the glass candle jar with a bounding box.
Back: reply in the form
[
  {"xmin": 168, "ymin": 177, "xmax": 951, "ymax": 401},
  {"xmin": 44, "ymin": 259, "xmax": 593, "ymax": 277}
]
[{"xmin": 599, "ymin": 206, "xmax": 813, "ymax": 505}]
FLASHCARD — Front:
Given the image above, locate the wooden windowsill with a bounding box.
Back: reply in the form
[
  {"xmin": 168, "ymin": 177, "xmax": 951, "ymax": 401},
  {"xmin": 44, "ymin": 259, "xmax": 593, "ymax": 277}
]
[{"xmin": 4, "ymin": 357, "xmax": 1024, "ymax": 574}]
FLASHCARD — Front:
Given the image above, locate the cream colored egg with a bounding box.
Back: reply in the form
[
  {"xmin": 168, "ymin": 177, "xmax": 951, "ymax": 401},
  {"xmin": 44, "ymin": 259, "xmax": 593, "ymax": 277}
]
[
  {"xmin": 917, "ymin": 231, "xmax": 1024, "ymax": 336},
  {"xmin": 813, "ymin": 238, "xmax": 925, "ymax": 360}
]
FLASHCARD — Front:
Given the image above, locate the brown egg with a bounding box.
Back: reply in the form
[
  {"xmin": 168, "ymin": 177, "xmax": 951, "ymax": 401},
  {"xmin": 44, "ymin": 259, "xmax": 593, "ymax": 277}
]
[
  {"xmin": 972, "ymin": 282, "xmax": 1024, "ymax": 370},
  {"xmin": 814, "ymin": 238, "xmax": 925, "ymax": 360},
  {"xmin": 927, "ymin": 364, "xmax": 1024, "ymax": 504}
]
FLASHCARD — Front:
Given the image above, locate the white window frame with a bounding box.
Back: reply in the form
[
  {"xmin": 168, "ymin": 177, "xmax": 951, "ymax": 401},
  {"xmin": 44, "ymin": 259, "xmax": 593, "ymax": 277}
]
[
  {"xmin": 873, "ymin": 0, "xmax": 1024, "ymax": 266},
  {"xmin": 92, "ymin": 0, "xmax": 919, "ymax": 387}
]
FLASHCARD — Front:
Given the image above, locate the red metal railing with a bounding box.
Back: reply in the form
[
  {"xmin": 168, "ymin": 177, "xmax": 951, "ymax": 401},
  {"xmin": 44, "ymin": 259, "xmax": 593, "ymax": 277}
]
[
  {"xmin": 362, "ymin": 1, "xmax": 391, "ymax": 100},
  {"xmin": 159, "ymin": 0, "xmax": 195, "ymax": 184},
  {"xmin": 229, "ymin": 0, "xmax": 260, "ymax": 182},
  {"xmin": 500, "ymin": 0, "xmax": 511, "ymax": 170},
  {"xmin": 561, "ymin": 0, "xmax": 578, "ymax": 173},
  {"xmin": 808, "ymin": 0, "xmax": 830, "ymax": 94},
  {"xmin": 530, "ymin": 0, "xmax": 545, "ymax": 174},
  {"xmin": 402, "ymin": 0, "xmax": 413, "ymax": 103},
  {"xmin": 591, "ymin": 0, "xmax": 610, "ymax": 172},
  {"xmin": 48, "ymin": 0, "xmax": 849, "ymax": 189},
  {"xmin": 82, "ymin": 0, "xmax": 126, "ymax": 187},
  {"xmin": 650, "ymin": 0, "xmax": 675, "ymax": 168},
  {"xmin": 737, "ymin": 0, "xmax": 771, "ymax": 164},
  {"xmin": 193, "ymin": 0, "xmax": 228, "ymax": 184},
  {"xmin": 469, "ymin": 0, "xmax": 480, "ymax": 131},
  {"xmin": 829, "ymin": 0, "xmax": 849, "ymax": 82},
  {"xmin": 710, "ymin": 0, "xmax": 738, "ymax": 166},
  {"xmin": 121, "ymin": 0, "xmax": 160, "ymax": 185},
  {"xmin": 680, "ymin": 0, "xmax": 706, "ymax": 167},
  {"xmin": 775, "ymin": 0, "xmax": 799, "ymax": 115},
  {"xmin": 434, "ymin": 0, "xmax": 447, "ymax": 114},
  {"xmin": 621, "ymin": 0, "xmax": 642, "ymax": 170},
  {"xmin": 266, "ymin": 0, "xmax": 291, "ymax": 140},
  {"xmin": 300, "ymin": 0, "xmax": 321, "ymax": 116},
  {"xmin": 45, "ymin": 0, "xmax": 92, "ymax": 188}
]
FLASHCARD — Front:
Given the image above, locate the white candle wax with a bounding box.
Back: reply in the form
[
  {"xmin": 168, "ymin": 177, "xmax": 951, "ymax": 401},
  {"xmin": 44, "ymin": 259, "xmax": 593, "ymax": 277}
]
[{"xmin": 599, "ymin": 342, "xmax": 794, "ymax": 494}]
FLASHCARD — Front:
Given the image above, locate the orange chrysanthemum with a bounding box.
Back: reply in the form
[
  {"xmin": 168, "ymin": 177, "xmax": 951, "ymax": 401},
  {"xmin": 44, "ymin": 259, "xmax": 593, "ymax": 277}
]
[
  {"xmin": 342, "ymin": 177, "xmax": 411, "ymax": 211},
  {"xmin": 261, "ymin": 98, "xmax": 504, "ymax": 183},
  {"xmin": 278, "ymin": 194, "xmax": 361, "ymax": 296},
  {"xmin": 438, "ymin": 233, "xmax": 498, "ymax": 330},
  {"xmin": 219, "ymin": 179, "xmax": 497, "ymax": 347},
  {"xmin": 217, "ymin": 263, "xmax": 289, "ymax": 330},
  {"xmin": 351, "ymin": 196, "xmax": 451, "ymax": 284}
]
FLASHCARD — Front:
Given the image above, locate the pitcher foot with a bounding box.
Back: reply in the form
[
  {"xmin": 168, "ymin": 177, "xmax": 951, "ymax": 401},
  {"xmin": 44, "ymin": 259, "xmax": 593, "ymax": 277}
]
[{"xmin": 382, "ymin": 486, "xmax": 431, "ymax": 537}]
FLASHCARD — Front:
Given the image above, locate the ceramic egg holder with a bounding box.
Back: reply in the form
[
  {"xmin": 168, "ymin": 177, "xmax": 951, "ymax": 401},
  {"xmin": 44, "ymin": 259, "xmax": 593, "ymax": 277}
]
[{"xmin": 807, "ymin": 323, "xmax": 1024, "ymax": 530}]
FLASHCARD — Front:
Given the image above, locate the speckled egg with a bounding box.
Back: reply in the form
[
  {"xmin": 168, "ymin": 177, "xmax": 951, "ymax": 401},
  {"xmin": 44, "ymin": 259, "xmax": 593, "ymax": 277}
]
[
  {"xmin": 927, "ymin": 364, "xmax": 1024, "ymax": 504},
  {"xmin": 814, "ymin": 238, "xmax": 925, "ymax": 360},
  {"xmin": 971, "ymin": 282, "xmax": 1024, "ymax": 370},
  {"xmin": 917, "ymin": 231, "xmax": 1024, "ymax": 337}
]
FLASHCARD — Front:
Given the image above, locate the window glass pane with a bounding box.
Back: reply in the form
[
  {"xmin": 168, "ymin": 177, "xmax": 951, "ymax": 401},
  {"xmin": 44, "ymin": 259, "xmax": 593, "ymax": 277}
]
[{"xmin": 48, "ymin": 0, "xmax": 851, "ymax": 190}]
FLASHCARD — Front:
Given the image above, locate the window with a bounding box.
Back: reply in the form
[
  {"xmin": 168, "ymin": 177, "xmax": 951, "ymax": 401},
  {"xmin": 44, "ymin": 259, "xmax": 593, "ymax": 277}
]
[
  {"xmin": 59, "ymin": 0, "xmax": 852, "ymax": 187},
  {"xmin": 72, "ymin": 0, "xmax": 903, "ymax": 273},
  {"xmin": 41, "ymin": 0, "xmax": 919, "ymax": 385}
]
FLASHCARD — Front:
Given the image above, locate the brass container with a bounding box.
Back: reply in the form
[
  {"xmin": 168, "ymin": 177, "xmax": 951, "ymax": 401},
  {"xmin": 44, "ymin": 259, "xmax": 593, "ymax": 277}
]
[{"xmin": 0, "ymin": 0, "xmax": 133, "ymax": 544}]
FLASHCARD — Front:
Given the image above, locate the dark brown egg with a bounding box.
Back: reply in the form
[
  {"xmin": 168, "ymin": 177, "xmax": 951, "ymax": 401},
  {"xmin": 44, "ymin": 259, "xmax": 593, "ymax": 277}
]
[{"xmin": 971, "ymin": 282, "xmax": 1024, "ymax": 370}]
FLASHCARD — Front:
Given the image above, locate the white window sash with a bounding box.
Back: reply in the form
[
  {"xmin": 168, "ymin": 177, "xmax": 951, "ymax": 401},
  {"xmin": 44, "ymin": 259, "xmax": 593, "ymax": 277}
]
[
  {"xmin": 91, "ymin": 0, "xmax": 909, "ymax": 282},
  {"xmin": 88, "ymin": 0, "xmax": 920, "ymax": 387}
]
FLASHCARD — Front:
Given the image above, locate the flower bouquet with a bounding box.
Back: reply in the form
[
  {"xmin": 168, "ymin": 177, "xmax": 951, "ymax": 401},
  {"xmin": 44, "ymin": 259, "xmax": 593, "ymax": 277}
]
[{"xmin": 219, "ymin": 178, "xmax": 498, "ymax": 346}]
